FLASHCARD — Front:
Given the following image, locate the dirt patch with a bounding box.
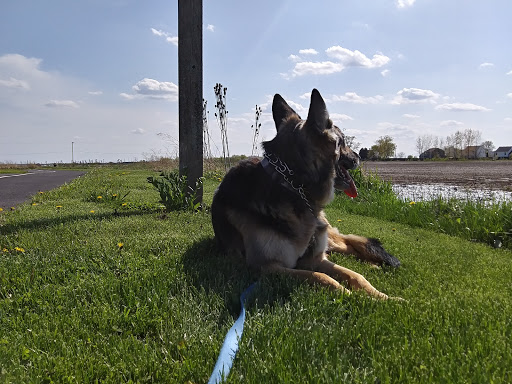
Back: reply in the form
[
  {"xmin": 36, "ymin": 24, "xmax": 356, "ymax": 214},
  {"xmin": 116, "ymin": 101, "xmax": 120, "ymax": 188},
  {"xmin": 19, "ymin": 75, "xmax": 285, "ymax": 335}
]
[{"xmin": 362, "ymin": 160, "xmax": 512, "ymax": 192}]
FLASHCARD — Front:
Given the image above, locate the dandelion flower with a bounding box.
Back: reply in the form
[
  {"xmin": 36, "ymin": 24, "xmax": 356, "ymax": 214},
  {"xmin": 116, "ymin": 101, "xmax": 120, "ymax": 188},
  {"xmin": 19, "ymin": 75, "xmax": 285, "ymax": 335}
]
[
  {"xmin": 337, "ymin": 219, "xmax": 342, "ymax": 222},
  {"xmin": 113, "ymin": 194, "xmax": 118, "ymax": 197},
  {"xmin": 90, "ymin": 210, "xmax": 95, "ymax": 213},
  {"xmin": 409, "ymin": 201, "xmax": 416, "ymax": 205},
  {"xmin": 32, "ymin": 203, "xmax": 38, "ymax": 206},
  {"xmin": 39, "ymin": 191, "xmax": 44, "ymax": 195},
  {"xmin": 14, "ymin": 247, "xmax": 25, "ymax": 253},
  {"xmin": 117, "ymin": 242, "xmax": 124, "ymax": 249},
  {"xmin": 0, "ymin": 208, "xmax": 3, "ymax": 212},
  {"xmin": 56, "ymin": 205, "xmax": 63, "ymax": 209},
  {"xmin": 10, "ymin": 207, "xmax": 15, "ymax": 211},
  {"xmin": 97, "ymin": 196, "xmax": 102, "ymax": 199},
  {"xmin": 2, "ymin": 248, "xmax": 8, "ymax": 253},
  {"xmin": 122, "ymin": 203, "xmax": 127, "ymax": 207}
]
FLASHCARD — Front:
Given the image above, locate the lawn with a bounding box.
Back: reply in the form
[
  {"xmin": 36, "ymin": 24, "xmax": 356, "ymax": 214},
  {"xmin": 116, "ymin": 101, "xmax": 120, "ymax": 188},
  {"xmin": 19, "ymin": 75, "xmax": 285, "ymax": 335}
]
[{"xmin": 1, "ymin": 166, "xmax": 511, "ymax": 383}]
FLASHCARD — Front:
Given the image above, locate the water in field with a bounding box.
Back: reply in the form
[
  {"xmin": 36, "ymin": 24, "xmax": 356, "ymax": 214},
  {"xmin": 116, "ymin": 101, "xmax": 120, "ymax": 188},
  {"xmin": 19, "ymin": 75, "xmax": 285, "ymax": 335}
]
[{"xmin": 392, "ymin": 183, "xmax": 512, "ymax": 204}]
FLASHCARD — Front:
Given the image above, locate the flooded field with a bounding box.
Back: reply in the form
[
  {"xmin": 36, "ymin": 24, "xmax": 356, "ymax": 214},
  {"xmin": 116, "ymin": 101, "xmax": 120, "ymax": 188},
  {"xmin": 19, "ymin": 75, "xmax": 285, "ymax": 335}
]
[{"xmin": 362, "ymin": 160, "xmax": 512, "ymax": 203}]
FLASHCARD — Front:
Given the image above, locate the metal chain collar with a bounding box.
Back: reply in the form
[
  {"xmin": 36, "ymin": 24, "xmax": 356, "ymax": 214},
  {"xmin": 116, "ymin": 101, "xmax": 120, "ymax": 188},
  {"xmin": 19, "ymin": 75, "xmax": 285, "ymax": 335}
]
[{"xmin": 262, "ymin": 153, "xmax": 313, "ymax": 213}]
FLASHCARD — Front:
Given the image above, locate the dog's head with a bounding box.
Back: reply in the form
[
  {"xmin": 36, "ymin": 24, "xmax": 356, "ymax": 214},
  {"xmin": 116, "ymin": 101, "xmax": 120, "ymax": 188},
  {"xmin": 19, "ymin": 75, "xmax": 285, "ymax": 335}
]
[{"xmin": 268, "ymin": 89, "xmax": 359, "ymax": 198}]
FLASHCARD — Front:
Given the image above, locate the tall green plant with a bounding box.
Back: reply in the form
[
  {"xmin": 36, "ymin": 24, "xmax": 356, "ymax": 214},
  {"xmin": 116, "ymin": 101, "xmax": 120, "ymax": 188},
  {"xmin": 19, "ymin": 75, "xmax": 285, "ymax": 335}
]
[{"xmin": 147, "ymin": 171, "xmax": 203, "ymax": 212}]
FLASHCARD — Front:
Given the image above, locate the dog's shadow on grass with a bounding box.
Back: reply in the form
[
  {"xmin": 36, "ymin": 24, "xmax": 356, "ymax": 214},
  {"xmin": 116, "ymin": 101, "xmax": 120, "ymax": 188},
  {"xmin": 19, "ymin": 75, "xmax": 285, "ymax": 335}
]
[{"xmin": 181, "ymin": 238, "xmax": 300, "ymax": 316}]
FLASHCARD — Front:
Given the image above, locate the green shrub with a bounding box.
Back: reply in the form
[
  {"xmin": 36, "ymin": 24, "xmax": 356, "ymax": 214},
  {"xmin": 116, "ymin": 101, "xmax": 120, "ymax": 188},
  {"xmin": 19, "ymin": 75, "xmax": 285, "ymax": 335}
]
[{"xmin": 147, "ymin": 171, "xmax": 203, "ymax": 212}]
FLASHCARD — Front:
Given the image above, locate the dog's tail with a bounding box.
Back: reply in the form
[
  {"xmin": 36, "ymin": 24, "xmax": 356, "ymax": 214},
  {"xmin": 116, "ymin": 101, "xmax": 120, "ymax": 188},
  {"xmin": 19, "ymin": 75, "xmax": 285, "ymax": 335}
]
[
  {"xmin": 363, "ymin": 237, "xmax": 401, "ymax": 267},
  {"xmin": 327, "ymin": 227, "xmax": 401, "ymax": 268}
]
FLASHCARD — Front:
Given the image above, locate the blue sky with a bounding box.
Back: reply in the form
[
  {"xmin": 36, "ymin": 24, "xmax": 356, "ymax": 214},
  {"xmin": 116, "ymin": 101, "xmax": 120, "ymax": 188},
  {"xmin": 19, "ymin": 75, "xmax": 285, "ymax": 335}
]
[{"xmin": 1, "ymin": 0, "xmax": 511, "ymax": 163}]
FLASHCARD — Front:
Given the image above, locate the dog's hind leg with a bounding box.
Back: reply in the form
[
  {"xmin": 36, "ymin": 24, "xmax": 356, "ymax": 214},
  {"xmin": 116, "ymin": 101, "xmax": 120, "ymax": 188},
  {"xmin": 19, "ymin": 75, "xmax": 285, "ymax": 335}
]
[
  {"xmin": 262, "ymin": 262, "xmax": 351, "ymax": 295},
  {"xmin": 326, "ymin": 224, "xmax": 401, "ymax": 268},
  {"xmin": 314, "ymin": 258, "xmax": 390, "ymax": 300}
]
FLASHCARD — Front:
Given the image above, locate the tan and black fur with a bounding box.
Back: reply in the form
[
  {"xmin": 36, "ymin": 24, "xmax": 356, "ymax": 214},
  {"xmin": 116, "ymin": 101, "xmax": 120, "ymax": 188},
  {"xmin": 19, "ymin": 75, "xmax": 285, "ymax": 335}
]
[{"xmin": 211, "ymin": 89, "xmax": 400, "ymax": 299}]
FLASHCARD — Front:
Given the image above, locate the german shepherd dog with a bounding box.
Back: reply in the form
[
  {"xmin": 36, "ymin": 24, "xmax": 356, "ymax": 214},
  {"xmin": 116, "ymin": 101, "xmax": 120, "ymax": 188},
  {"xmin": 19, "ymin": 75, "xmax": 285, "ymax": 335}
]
[{"xmin": 211, "ymin": 89, "xmax": 400, "ymax": 299}]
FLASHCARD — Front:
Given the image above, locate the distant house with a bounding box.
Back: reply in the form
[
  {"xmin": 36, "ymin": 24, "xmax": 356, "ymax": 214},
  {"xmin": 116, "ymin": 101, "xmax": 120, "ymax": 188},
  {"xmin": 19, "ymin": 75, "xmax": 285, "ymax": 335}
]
[
  {"xmin": 420, "ymin": 147, "xmax": 445, "ymax": 159},
  {"xmin": 464, "ymin": 145, "xmax": 489, "ymax": 159},
  {"xmin": 494, "ymin": 146, "xmax": 512, "ymax": 159}
]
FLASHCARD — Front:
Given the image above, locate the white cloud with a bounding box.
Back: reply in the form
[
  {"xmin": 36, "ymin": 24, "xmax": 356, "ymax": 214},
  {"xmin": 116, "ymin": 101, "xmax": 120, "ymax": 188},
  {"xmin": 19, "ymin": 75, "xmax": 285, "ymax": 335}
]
[
  {"xmin": 396, "ymin": 0, "xmax": 416, "ymax": 8},
  {"xmin": 299, "ymin": 48, "xmax": 318, "ymax": 55},
  {"xmin": 330, "ymin": 113, "xmax": 354, "ymax": 122},
  {"xmin": 381, "ymin": 69, "xmax": 390, "ymax": 77},
  {"xmin": 285, "ymin": 100, "xmax": 307, "ymax": 113},
  {"xmin": 507, "ymin": 70, "xmax": 512, "ymax": 75},
  {"xmin": 122, "ymin": 78, "xmax": 179, "ymax": 101},
  {"xmin": 291, "ymin": 61, "xmax": 344, "ymax": 77},
  {"xmin": 435, "ymin": 103, "xmax": 491, "ymax": 112},
  {"xmin": 285, "ymin": 45, "xmax": 389, "ymax": 78},
  {"xmin": 332, "ymin": 92, "xmax": 384, "ymax": 104},
  {"xmin": 0, "ymin": 77, "xmax": 30, "ymax": 90},
  {"xmin": 392, "ymin": 87, "xmax": 440, "ymax": 104},
  {"xmin": 377, "ymin": 122, "xmax": 410, "ymax": 132},
  {"xmin": 352, "ymin": 21, "xmax": 370, "ymax": 29},
  {"xmin": 151, "ymin": 28, "xmax": 178, "ymax": 46},
  {"xmin": 507, "ymin": 93, "xmax": 512, "ymax": 99},
  {"xmin": 207, "ymin": 24, "xmax": 215, "ymax": 32},
  {"xmin": 326, "ymin": 46, "xmax": 390, "ymax": 68},
  {"xmin": 440, "ymin": 120, "xmax": 464, "ymax": 127},
  {"xmin": 505, "ymin": 117, "xmax": 512, "ymax": 123},
  {"xmin": 88, "ymin": 91, "xmax": 103, "ymax": 95},
  {"xmin": 402, "ymin": 114, "xmax": 420, "ymax": 119},
  {"xmin": 44, "ymin": 100, "xmax": 79, "ymax": 108},
  {"xmin": 120, "ymin": 92, "xmax": 135, "ymax": 100},
  {"xmin": 131, "ymin": 128, "xmax": 146, "ymax": 134},
  {"xmin": 299, "ymin": 92, "xmax": 311, "ymax": 100},
  {"xmin": 479, "ymin": 62, "xmax": 494, "ymax": 69},
  {"xmin": 0, "ymin": 54, "xmax": 44, "ymax": 76}
]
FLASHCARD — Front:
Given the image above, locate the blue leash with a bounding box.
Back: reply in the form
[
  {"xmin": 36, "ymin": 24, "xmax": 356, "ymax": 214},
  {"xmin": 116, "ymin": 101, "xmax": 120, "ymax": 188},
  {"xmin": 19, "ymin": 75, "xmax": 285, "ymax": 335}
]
[{"xmin": 208, "ymin": 282, "xmax": 258, "ymax": 384}]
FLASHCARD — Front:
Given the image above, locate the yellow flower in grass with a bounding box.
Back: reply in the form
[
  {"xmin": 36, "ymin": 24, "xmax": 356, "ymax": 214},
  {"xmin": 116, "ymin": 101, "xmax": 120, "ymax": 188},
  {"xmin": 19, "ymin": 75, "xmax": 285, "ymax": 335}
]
[
  {"xmin": 10, "ymin": 207, "xmax": 15, "ymax": 211},
  {"xmin": 14, "ymin": 247, "xmax": 25, "ymax": 253},
  {"xmin": 32, "ymin": 203, "xmax": 38, "ymax": 206},
  {"xmin": 112, "ymin": 194, "xmax": 118, "ymax": 198},
  {"xmin": 0, "ymin": 208, "xmax": 3, "ymax": 212},
  {"xmin": 38, "ymin": 191, "xmax": 44, "ymax": 195},
  {"xmin": 122, "ymin": 203, "xmax": 127, "ymax": 207},
  {"xmin": 90, "ymin": 210, "xmax": 95, "ymax": 213},
  {"xmin": 337, "ymin": 219, "xmax": 342, "ymax": 222},
  {"xmin": 117, "ymin": 242, "xmax": 124, "ymax": 250},
  {"xmin": 56, "ymin": 205, "xmax": 63, "ymax": 209},
  {"xmin": 409, "ymin": 201, "xmax": 416, "ymax": 205},
  {"xmin": 2, "ymin": 248, "xmax": 8, "ymax": 253}
]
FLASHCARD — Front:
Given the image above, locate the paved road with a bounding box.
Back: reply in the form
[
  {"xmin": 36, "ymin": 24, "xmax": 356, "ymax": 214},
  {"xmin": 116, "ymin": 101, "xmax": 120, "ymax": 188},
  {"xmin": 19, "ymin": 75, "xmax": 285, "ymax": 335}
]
[{"xmin": 0, "ymin": 170, "xmax": 85, "ymax": 209}]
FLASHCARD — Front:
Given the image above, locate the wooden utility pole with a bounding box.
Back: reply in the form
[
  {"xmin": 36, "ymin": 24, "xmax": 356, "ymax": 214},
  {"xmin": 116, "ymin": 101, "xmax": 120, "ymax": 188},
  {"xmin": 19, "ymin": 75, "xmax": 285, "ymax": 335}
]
[{"xmin": 178, "ymin": 0, "xmax": 203, "ymax": 203}]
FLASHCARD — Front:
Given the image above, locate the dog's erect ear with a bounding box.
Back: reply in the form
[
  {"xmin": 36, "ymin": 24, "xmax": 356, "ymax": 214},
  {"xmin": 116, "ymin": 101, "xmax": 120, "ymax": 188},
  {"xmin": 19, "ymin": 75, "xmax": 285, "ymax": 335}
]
[
  {"xmin": 272, "ymin": 93, "xmax": 299, "ymax": 130},
  {"xmin": 306, "ymin": 89, "xmax": 330, "ymax": 133}
]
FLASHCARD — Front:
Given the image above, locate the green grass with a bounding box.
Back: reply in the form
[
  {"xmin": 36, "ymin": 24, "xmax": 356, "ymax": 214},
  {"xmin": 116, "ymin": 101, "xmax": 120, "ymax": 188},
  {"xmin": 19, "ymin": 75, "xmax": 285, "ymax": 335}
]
[
  {"xmin": 0, "ymin": 169, "xmax": 28, "ymax": 174},
  {"xmin": 1, "ymin": 167, "xmax": 511, "ymax": 383}
]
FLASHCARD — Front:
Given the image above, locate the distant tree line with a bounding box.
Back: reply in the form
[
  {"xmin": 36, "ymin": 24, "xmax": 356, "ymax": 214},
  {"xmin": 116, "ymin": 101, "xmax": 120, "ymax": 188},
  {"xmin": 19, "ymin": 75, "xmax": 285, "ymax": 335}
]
[
  {"xmin": 416, "ymin": 129, "xmax": 494, "ymax": 159},
  {"xmin": 359, "ymin": 135, "xmax": 397, "ymax": 160}
]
